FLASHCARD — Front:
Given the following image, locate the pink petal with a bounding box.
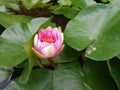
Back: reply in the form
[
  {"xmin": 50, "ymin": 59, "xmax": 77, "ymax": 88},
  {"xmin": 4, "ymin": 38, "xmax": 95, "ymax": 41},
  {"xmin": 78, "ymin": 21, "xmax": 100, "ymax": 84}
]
[
  {"xmin": 41, "ymin": 45, "xmax": 56, "ymax": 58},
  {"xmin": 32, "ymin": 47, "xmax": 46, "ymax": 58},
  {"xmin": 33, "ymin": 26, "xmax": 64, "ymax": 58},
  {"xmin": 36, "ymin": 41, "xmax": 51, "ymax": 52},
  {"xmin": 38, "ymin": 30, "xmax": 46, "ymax": 40},
  {"xmin": 54, "ymin": 45, "xmax": 65, "ymax": 56},
  {"xmin": 46, "ymin": 26, "xmax": 53, "ymax": 31},
  {"xmin": 53, "ymin": 40, "xmax": 62, "ymax": 54}
]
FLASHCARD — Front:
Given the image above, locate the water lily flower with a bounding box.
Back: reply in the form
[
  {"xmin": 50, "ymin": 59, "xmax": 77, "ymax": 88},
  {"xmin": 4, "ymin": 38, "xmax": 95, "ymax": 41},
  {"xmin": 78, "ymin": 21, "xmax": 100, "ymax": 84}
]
[{"xmin": 32, "ymin": 26, "xmax": 64, "ymax": 59}]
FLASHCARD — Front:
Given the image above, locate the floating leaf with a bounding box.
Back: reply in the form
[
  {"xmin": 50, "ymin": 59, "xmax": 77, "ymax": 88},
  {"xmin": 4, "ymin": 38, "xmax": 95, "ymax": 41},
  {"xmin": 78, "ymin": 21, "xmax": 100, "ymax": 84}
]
[
  {"xmin": 108, "ymin": 58, "xmax": 120, "ymax": 89},
  {"xmin": 83, "ymin": 59, "xmax": 116, "ymax": 90},
  {"xmin": 70, "ymin": 0, "xmax": 96, "ymax": 8},
  {"xmin": 28, "ymin": 17, "xmax": 51, "ymax": 34},
  {"xmin": 0, "ymin": 37, "xmax": 27, "ymax": 69},
  {"xmin": 50, "ymin": 6, "xmax": 80, "ymax": 19},
  {"xmin": 0, "ymin": 18, "xmax": 50, "ymax": 69},
  {"xmin": 53, "ymin": 60, "xmax": 116, "ymax": 90},
  {"xmin": 5, "ymin": 69, "xmax": 52, "ymax": 90},
  {"xmin": 53, "ymin": 62, "xmax": 91, "ymax": 90},
  {"xmin": 64, "ymin": 3, "xmax": 120, "ymax": 60},
  {"xmin": 0, "ymin": 12, "xmax": 32, "ymax": 28},
  {"xmin": 1, "ymin": 23, "xmax": 32, "ymax": 45}
]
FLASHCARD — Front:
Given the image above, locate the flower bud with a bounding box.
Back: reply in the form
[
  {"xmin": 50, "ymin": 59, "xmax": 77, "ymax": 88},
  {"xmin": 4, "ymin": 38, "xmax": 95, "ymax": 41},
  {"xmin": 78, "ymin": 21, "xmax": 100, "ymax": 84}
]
[{"xmin": 32, "ymin": 26, "xmax": 64, "ymax": 58}]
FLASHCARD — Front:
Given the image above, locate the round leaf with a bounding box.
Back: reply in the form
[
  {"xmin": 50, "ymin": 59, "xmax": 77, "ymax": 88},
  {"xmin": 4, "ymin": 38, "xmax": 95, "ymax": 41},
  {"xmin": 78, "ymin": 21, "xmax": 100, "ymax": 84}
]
[
  {"xmin": 64, "ymin": 4, "xmax": 108, "ymax": 51},
  {"xmin": 53, "ymin": 62, "xmax": 91, "ymax": 90},
  {"xmin": 1, "ymin": 23, "xmax": 32, "ymax": 45},
  {"xmin": 86, "ymin": 7, "xmax": 120, "ymax": 60},
  {"xmin": 0, "ymin": 18, "xmax": 50, "ymax": 69},
  {"xmin": 108, "ymin": 58, "xmax": 120, "ymax": 89},
  {"xmin": 64, "ymin": 3, "xmax": 120, "ymax": 60},
  {"xmin": 5, "ymin": 69, "xmax": 52, "ymax": 90},
  {"xmin": 0, "ymin": 12, "xmax": 32, "ymax": 28},
  {"xmin": 0, "ymin": 37, "xmax": 27, "ymax": 69},
  {"xmin": 83, "ymin": 59, "xmax": 116, "ymax": 90},
  {"xmin": 27, "ymin": 17, "xmax": 50, "ymax": 34}
]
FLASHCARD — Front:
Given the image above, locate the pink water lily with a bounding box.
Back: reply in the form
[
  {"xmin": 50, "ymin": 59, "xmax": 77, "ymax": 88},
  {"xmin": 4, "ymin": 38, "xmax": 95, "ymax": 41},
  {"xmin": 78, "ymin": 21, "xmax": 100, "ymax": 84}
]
[{"xmin": 32, "ymin": 26, "xmax": 64, "ymax": 58}]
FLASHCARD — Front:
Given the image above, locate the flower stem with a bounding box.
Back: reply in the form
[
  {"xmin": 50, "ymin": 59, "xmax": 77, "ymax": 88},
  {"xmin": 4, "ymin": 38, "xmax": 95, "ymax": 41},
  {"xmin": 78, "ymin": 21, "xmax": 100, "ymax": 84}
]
[
  {"xmin": 37, "ymin": 59, "xmax": 44, "ymax": 68},
  {"xmin": 48, "ymin": 58, "xmax": 56, "ymax": 69}
]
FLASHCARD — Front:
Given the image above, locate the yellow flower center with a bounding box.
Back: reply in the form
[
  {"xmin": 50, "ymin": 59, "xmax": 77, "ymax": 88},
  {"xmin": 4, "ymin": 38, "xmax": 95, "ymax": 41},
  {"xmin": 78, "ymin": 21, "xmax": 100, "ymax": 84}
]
[{"xmin": 42, "ymin": 37, "xmax": 54, "ymax": 43}]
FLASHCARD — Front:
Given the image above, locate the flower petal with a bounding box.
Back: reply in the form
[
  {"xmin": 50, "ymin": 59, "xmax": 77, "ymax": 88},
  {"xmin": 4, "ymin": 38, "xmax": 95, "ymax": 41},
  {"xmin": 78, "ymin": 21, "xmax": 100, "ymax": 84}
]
[
  {"xmin": 33, "ymin": 26, "xmax": 64, "ymax": 58},
  {"xmin": 41, "ymin": 45, "xmax": 56, "ymax": 58},
  {"xmin": 32, "ymin": 47, "xmax": 46, "ymax": 58},
  {"xmin": 54, "ymin": 44, "xmax": 65, "ymax": 56},
  {"xmin": 34, "ymin": 34, "xmax": 38, "ymax": 48}
]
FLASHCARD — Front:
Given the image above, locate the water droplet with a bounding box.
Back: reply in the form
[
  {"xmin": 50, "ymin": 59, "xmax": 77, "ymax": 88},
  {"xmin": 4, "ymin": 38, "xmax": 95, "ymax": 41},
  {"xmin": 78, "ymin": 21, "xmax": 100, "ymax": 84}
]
[
  {"xmin": 86, "ymin": 45, "xmax": 96, "ymax": 55},
  {"xmin": 93, "ymin": 47, "xmax": 96, "ymax": 51},
  {"xmin": 89, "ymin": 37, "xmax": 93, "ymax": 40},
  {"xmin": 87, "ymin": 50, "xmax": 92, "ymax": 55}
]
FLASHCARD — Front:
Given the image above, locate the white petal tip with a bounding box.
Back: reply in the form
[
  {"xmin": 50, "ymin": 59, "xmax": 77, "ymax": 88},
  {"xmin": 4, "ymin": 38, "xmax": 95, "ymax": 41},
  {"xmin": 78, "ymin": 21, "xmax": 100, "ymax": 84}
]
[{"xmin": 32, "ymin": 47, "xmax": 47, "ymax": 59}]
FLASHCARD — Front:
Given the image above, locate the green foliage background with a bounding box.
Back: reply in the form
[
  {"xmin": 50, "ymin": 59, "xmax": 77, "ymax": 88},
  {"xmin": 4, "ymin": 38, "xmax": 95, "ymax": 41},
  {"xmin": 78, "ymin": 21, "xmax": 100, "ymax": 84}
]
[{"xmin": 0, "ymin": 0, "xmax": 120, "ymax": 90}]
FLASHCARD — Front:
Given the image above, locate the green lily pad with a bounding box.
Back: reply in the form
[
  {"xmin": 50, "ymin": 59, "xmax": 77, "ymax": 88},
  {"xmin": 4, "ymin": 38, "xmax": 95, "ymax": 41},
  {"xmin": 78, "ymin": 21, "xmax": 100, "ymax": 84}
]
[
  {"xmin": 5, "ymin": 69, "xmax": 52, "ymax": 90},
  {"xmin": 0, "ymin": 18, "xmax": 50, "ymax": 69},
  {"xmin": 0, "ymin": 12, "xmax": 32, "ymax": 28},
  {"xmin": 53, "ymin": 60, "xmax": 116, "ymax": 90},
  {"xmin": 108, "ymin": 58, "xmax": 120, "ymax": 89},
  {"xmin": 64, "ymin": 3, "xmax": 120, "ymax": 60},
  {"xmin": 0, "ymin": 37, "xmax": 27, "ymax": 69}
]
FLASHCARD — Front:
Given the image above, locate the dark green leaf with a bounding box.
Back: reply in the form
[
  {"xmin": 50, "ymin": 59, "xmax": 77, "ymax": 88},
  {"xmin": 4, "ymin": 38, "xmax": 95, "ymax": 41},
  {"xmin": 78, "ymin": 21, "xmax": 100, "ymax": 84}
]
[
  {"xmin": 53, "ymin": 62, "xmax": 91, "ymax": 90},
  {"xmin": 108, "ymin": 58, "xmax": 120, "ymax": 89},
  {"xmin": 5, "ymin": 69, "xmax": 52, "ymax": 90},
  {"xmin": 0, "ymin": 18, "xmax": 50, "ymax": 69},
  {"xmin": 64, "ymin": 4, "xmax": 108, "ymax": 51},
  {"xmin": 53, "ymin": 60, "xmax": 116, "ymax": 90},
  {"xmin": 64, "ymin": 4, "xmax": 120, "ymax": 60},
  {"xmin": 83, "ymin": 59, "xmax": 116, "ymax": 90},
  {"xmin": 101, "ymin": 0, "xmax": 109, "ymax": 3},
  {"xmin": 1, "ymin": 17, "xmax": 49, "ymax": 46},
  {"xmin": 70, "ymin": 0, "xmax": 96, "ymax": 8},
  {"xmin": 27, "ymin": 17, "xmax": 50, "ymax": 34},
  {"xmin": 0, "ymin": 12, "xmax": 32, "ymax": 28},
  {"xmin": 50, "ymin": 6, "xmax": 80, "ymax": 19},
  {"xmin": 1, "ymin": 23, "xmax": 32, "ymax": 45},
  {"xmin": 0, "ymin": 37, "xmax": 27, "ymax": 69},
  {"xmin": 117, "ymin": 54, "xmax": 120, "ymax": 59},
  {"xmin": 86, "ymin": 6, "xmax": 120, "ymax": 60},
  {"xmin": 54, "ymin": 45, "xmax": 79, "ymax": 61},
  {"xmin": 40, "ymin": 17, "xmax": 56, "ymax": 29}
]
